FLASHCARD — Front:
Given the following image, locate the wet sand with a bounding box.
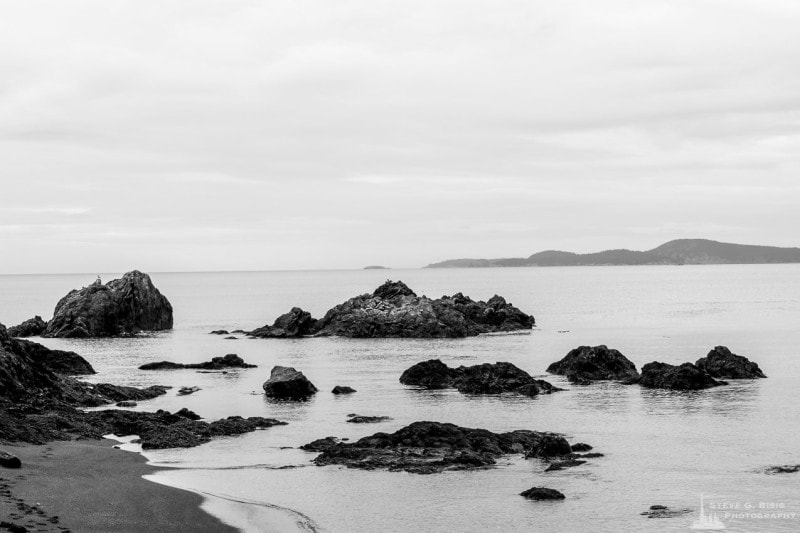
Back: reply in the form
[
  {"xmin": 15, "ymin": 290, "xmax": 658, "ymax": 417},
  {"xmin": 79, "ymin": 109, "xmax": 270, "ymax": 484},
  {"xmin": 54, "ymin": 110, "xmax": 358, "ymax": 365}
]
[{"xmin": 0, "ymin": 439, "xmax": 238, "ymax": 533}]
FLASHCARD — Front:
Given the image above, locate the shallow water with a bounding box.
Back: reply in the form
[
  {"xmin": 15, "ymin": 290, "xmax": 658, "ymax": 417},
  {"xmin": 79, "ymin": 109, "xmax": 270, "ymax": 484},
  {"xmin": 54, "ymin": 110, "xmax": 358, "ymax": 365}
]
[{"xmin": 2, "ymin": 265, "xmax": 799, "ymax": 532}]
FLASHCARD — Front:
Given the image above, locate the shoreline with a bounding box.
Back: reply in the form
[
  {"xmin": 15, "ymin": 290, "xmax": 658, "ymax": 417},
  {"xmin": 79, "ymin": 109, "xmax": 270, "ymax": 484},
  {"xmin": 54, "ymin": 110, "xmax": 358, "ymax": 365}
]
[{"xmin": 0, "ymin": 439, "xmax": 239, "ymax": 533}]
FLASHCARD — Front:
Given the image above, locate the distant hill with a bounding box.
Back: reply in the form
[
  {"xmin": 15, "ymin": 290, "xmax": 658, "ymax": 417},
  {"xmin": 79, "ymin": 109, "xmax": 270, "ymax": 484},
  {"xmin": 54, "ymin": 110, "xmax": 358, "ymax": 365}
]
[{"xmin": 424, "ymin": 239, "xmax": 800, "ymax": 268}]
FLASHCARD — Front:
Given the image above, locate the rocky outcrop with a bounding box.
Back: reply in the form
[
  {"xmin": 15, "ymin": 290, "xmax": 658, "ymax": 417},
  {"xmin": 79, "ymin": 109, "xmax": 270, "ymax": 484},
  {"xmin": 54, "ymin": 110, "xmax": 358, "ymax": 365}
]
[
  {"xmin": 695, "ymin": 346, "xmax": 766, "ymax": 379},
  {"xmin": 400, "ymin": 359, "xmax": 561, "ymax": 397},
  {"xmin": 304, "ymin": 421, "xmax": 579, "ymax": 474},
  {"xmin": 139, "ymin": 354, "xmax": 256, "ymax": 371},
  {"xmin": 43, "ymin": 271, "xmax": 173, "ymax": 338},
  {"xmin": 251, "ymin": 280, "xmax": 535, "ymax": 339},
  {"xmin": 7, "ymin": 316, "xmax": 47, "ymax": 338},
  {"xmin": 250, "ymin": 307, "xmax": 318, "ymax": 338},
  {"xmin": 331, "ymin": 385, "xmax": 356, "ymax": 394},
  {"xmin": 633, "ymin": 362, "xmax": 725, "ymax": 390},
  {"xmin": 5, "ymin": 338, "xmax": 95, "ymax": 375},
  {"xmin": 263, "ymin": 366, "xmax": 318, "ymax": 399},
  {"xmin": 547, "ymin": 345, "xmax": 639, "ymax": 383},
  {"xmin": 520, "ymin": 487, "xmax": 565, "ymax": 501},
  {"xmin": 764, "ymin": 464, "xmax": 800, "ymax": 474}
]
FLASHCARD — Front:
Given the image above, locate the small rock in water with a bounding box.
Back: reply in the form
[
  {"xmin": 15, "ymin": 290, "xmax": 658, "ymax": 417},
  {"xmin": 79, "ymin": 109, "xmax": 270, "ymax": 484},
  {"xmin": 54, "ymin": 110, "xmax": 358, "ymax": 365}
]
[
  {"xmin": 695, "ymin": 346, "xmax": 766, "ymax": 379},
  {"xmin": 0, "ymin": 452, "xmax": 22, "ymax": 469},
  {"xmin": 346, "ymin": 414, "xmax": 392, "ymax": 424},
  {"xmin": 177, "ymin": 386, "xmax": 201, "ymax": 396},
  {"xmin": 571, "ymin": 443, "xmax": 592, "ymax": 452},
  {"xmin": 263, "ymin": 366, "xmax": 318, "ymax": 400},
  {"xmin": 544, "ymin": 459, "xmax": 586, "ymax": 472},
  {"xmin": 209, "ymin": 330, "xmax": 229, "ymax": 335},
  {"xmin": 520, "ymin": 487, "xmax": 565, "ymax": 501},
  {"xmin": 640, "ymin": 505, "xmax": 692, "ymax": 518},
  {"xmin": 332, "ymin": 385, "xmax": 357, "ymax": 394},
  {"xmin": 764, "ymin": 464, "xmax": 800, "ymax": 474}
]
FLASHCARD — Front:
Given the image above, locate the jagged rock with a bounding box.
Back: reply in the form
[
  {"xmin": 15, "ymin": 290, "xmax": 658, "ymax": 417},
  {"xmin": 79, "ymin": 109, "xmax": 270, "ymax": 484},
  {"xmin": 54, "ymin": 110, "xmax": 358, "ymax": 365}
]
[
  {"xmin": 524, "ymin": 434, "xmax": 574, "ymax": 458},
  {"xmin": 305, "ymin": 421, "xmax": 580, "ymax": 474},
  {"xmin": 520, "ymin": 487, "xmax": 565, "ymax": 501},
  {"xmin": 400, "ymin": 359, "xmax": 561, "ymax": 397},
  {"xmin": 253, "ymin": 281, "xmax": 535, "ymax": 339},
  {"xmin": 209, "ymin": 330, "xmax": 229, "ymax": 335},
  {"xmin": 263, "ymin": 366, "xmax": 318, "ymax": 399},
  {"xmin": 571, "ymin": 443, "xmax": 592, "ymax": 452},
  {"xmin": 331, "ymin": 385, "xmax": 356, "ymax": 394},
  {"xmin": 764, "ymin": 464, "xmax": 800, "ymax": 474},
  {"xmin": 346, "ymin": 414, "xmax": 392, "ymax": 423},
  {"xmin": 7, "ymin": 316, "xmax": 47, "ymax": 338},
  {"xmin": 6, "ymin": 338, "xmax": 95, "ymax": 375},
  {"xmin": 139, "ymin": 354, "xmax": 256, "ymax": 371},
  {"xmin": 178, "ymin": 386, "xmax": 201, "ymax": 396},
  {"xmin": 547, "ymin": 345, "xmax": 639, "ymax": 383},
  {"xmin": 300, "ymin": 437, "xmax": 341, "ymax": 452},
  {"xmin": 250, "ymin": 307, "xmax": 318, "ymax": 338},
  {"xmin": 544, "ymin": 459, "xmax": 586, "ymax": 471},
  {"xmin": 175, "ymin": 408, "xmax": 202, "ymax": 420},
  {"xmin": 695, "ymin": 346, "xmax": 766, "ymax": 379},
  {"xmin": 634, "ymin": 362, "xmax": 725, "ymax": 390},
  {"xmin": 640, "ymin": 505, "xmax": 692, "ymax": 518},
  {"xmin": 0, "ymin": 451, "xmax": 21, "ymax": 469},
  {"xmin": 43, "ymin": 271, "xmax": 173, "ymax": 338}
]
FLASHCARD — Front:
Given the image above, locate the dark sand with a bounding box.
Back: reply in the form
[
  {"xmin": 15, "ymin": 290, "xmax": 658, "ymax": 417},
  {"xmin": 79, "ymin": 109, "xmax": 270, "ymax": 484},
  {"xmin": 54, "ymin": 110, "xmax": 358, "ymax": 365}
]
[{"xmin": 0, "ymin": 439, "xmax": 238, "ymax": 533}]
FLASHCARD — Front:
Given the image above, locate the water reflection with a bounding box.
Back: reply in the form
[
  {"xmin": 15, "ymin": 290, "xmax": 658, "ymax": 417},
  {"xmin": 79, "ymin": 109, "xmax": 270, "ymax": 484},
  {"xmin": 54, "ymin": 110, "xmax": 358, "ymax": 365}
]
[{"xmin": 639, "ymin": 381, "xmax": 762, "ymax": 419}]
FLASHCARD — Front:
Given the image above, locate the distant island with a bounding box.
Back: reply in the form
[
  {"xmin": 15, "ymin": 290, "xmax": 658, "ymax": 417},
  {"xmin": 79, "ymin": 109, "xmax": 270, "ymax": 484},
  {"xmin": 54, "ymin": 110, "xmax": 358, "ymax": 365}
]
[
  {"xmin": 424, "ymin": 239, "xmax": 800, "ymax": 268},
  {"xmin": 363, "ymin": 265, "xmax": 389, "ymax": 269}
]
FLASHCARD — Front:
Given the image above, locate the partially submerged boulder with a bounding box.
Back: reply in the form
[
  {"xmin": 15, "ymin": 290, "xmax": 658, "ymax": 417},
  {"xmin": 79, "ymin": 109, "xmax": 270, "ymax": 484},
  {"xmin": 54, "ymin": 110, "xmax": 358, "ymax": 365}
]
[
  {"xmin": 346, "ymin": 414, "xmax": 392, "ymax": 423},
  {"xmin": 139, "ymin": 354, "xmax": 256, "ymax": 371},
  {"xmin": 252, "ymin": 280, "xmax": 535, "ymax": 339},
  {"xmin": 547, "ymin": 345, "xmax": 639, "ymax": 383},
  {"xmin": 520, "ymin": 487, "xmax": 565, "ymax": 501},
  {"xmin": 634, "ymin": 362, "xmax": 725, "ymax": 390},
  {"xmin": 640, "ymin": 505, "xmax": 692, "ymax": 518},
  {"xmin": 7, "ymin": 316, "xmax": 47, "ymax": 338},
  {"xmin": 400, "ymin": 359, "xmax": 561, "ymax": 397},
  {"xmin": 695, "ymin": 346, "xmax": 766, "ymax": 379},
  {"xmin": 331, "ymin": 385, "xmax": 356, "ymax": 394},
  {"xmin": 304, "ymin": 421, "xmax": 580, "ymax": 474},
  {"xmin": 263, "ymin": 366, "xmax": 318, "ymax": 399},
  {"xmin": 43, "ymin": 271, "xmax": 173, "ymax": 338}
]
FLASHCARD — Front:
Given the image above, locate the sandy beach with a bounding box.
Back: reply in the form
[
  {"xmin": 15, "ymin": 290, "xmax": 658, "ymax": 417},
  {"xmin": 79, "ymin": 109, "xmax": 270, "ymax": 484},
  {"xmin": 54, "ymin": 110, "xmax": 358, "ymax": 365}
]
[{"xmin": 0, "ymin": 439, "xmax": 238, "ymax": 533}]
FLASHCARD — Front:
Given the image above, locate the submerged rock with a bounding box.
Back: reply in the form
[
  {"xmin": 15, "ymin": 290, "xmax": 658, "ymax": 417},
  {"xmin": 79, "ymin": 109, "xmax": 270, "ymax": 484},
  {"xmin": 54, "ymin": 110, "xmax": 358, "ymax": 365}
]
[
  {"xmin": 346, "ymin": 414, "xmax": 392, "ymax": 423},
  {"xmin": 252, "ymin": 280, "xmax": 535, "ymax": 339},
  {"xmin": 520, "ymin": 487, "xmax": 565, "ymax": 501},
  {"xmin": 139, "ymin": 354, "xmax": 256, "ymax": 371},
  {"xmin": 331, "ymin": 385, "xmax": 357, "ymax": 394},
  {"xmin": 400, "ymin": 359, "xmax": 561, "ymax": 397},
  {"xmin": 43, "ymin": 271, "xmax": 173, "ymax": 338},
  {"xmin": 263, "ymin": 366, "xmax": 318, "ymax": 399},
  {"xmin": 304, "ymin": 421, "xmax": 580, "ymax": 474},
  {"xmin": 7, "ymin": 316, "xmax": 47, "ymax": 338},
  {"xmin": 695, "ymin": 346, "xmax": 766, "ymax": 379},
  {"xmin": 209, "ymin": 330, "xmax": 229, "ymax": 335},
  {"xmin": 640, "ymin": 505, "xmax": 692, "ymax": 518},
  {"xmin": 547, "ymin": 345, "xmax": 639, "ymax": 383},
  {"xmin": 544, "ymin": 459, "xmax": 586, "ymax": 472},
  {"xmin": 571, "ymin": 443, "xmax": 593, "ymax": 452},
  {"xmin": 634, "ymin": 362, "xmax": 725, "ymax": 390},
  {"xmin": 764, "ymin": 464, "xmax": 800, "ymax": 474}
]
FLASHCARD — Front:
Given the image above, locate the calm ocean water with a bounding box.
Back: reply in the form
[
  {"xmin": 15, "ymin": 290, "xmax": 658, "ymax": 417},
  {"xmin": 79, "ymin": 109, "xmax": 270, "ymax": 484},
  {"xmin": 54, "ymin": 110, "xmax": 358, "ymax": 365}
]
[{"xmin": 2, "ymin": 266, "xmax": 799, "ymax": 532}]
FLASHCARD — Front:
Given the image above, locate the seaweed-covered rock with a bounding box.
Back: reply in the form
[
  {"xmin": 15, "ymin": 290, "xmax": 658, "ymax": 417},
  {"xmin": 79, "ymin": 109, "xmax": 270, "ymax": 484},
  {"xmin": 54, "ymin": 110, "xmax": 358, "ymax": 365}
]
[
  {"xmin": 305, "ymin": 421, "xmax": 578, "ymax": 474},
  {"xmin": 139, "ymin": 354, "xmax": 256, "ymax": 371},
  {"xmin": 520, "ymin": 487, "xmax": 565, "ymax": 501},
  {"xmin": 400, "ymin": 359, "xmax": 561, "ymax": 397},
  {"xmin": 263, "ymin": 366, "xmax": 318, "ymax": 399},
  {"xmin": 547, "ymin": 345, "xmax": 639, "ymax": 383},
  {"xmin": 635, "ymin": 362, "xmax": 725, "ymax": 390},
  {"xmin": 43, "ymin": 271, "xmax": 173, "ymax": 338},
  {"xmin": 695, "ymin": 346, "xmax": 766, "ymax": 379},
  {"xmin": 7, "ymin": 316, "xmax": 47, "ymax": 338}
]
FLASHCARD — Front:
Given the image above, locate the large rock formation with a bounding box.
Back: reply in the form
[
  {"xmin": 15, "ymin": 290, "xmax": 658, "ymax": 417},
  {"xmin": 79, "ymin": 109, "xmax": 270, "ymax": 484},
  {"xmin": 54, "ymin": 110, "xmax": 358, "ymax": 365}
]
[
  {"xmin": 303, "ymin": 421, "xmax": 579, "ymax": 474},
  {"xmin": 5, "ymin": 338, "xmax": 95, "ymax": 375},
  {"xmin": 695, "ymin": 346, "xmax": 766, "ymax": 379},
  {"xmin": 139, "ymin": 354, "xmax": 256, "ymax": 371},
  {"xmin": 263, "ymin": 366, "xmax": 318, "ymax": 399},
  {"xmin": 249, "ymin": 280, "xmax": 535, "ymax": 338},
  {"xmin": 7, "ymin": 316, "xmax": 47, "ymax": 338},
  {"xmin": 634, "ymin": 362, "xmax": 725, "ymax": 390},
  {"xmin": 400, "ymin": 359, "xmax": 561, "ymax": 397},
  {"xmin": 43, "ymin": 271, "xmax": 173, "ymax": 338},
  {"xmin": 547, "ymin": 345, "xmax": 639, "ymax": 384}
]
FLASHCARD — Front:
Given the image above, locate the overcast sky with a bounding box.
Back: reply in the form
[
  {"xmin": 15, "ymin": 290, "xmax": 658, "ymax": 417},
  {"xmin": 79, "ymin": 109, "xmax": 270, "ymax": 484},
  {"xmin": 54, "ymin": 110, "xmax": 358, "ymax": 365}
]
[{"xmin": 1, "ymin": 0, "xmax": 799, "ymax": 273}]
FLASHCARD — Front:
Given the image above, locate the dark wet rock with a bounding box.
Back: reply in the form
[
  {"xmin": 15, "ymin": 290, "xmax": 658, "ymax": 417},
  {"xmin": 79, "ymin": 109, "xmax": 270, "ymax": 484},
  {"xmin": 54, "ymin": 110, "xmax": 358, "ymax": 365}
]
[
  {"xmin": 177, "ymin": 386, "xmax": 201, "ymax": 396},
  {"xmin": 547, "ymin": 345, "xmax": 639, "ymax": 383},
  {"xmin": 231, "ymin": 329, "xmax": 245, "ymax": 334},
  {"xmin": 224, "ymin": 336, "xmax": 237, "ymax": 340},
  {"xmin": 520, "ymin": 487, "xmax": 565, "ymax": 501},
  {"xmin": 0, "ymin": 452, "xmax": 21, "ymax": 469},
  {"xmin": 634, "ymin": 362, "xmax": 725, "ymax": 390},
  {"xmin": 175, "ymin": 408, "xmax": 202, "ymax": 420},
  {"xmin": 263, "ymin": 366, "xmax": 318, "ymax": 399},
  {"xmin": 300, "ymin": 437, "xmax": 341, "ymax": 452},
  {"xmin": 305, "ymin": 421, "xmax": 579, "ymax": 474},
  {"xmin": 6, "ymin": 338, "xmax": 95, "ymax": 375},
  {"xmin": 331, "ymin": 385, "xmax": 356, "ymax": 394},
  {"xmin": 7, "ymin": 316, "xmax": 47, "ymax": 338},
  {"xmin": 524, "ymin": 434, "xmax": 574, "ymax": 459},
  {"xmin": 544, "ymin": 459, "xmax": 586, "ymax": 472},
  {"xmin": 253, "ymin": 280, "xmax": 535, "ymax": 339},
  {"xmin": 115, "ymin": 401, "xmax": 137, "ymax": 408},
  {"xmin": 640, "ymin": 505, "xmax": 692, "ymax": 518},
  {"xmin": 0, "ymin": 521, "xmax": 28, "ymax": 533},
  {"xmin": 209, "ymin": 330, "xmax": 229, "ymax": 335},
  {"xmin": 90, "ymin": 384, "xmax": 170, "ymax": 404},
  {"xmin": 576, "ymin": 452, "xmax": 604, "ymax": 459},
  {"xmin": 250, "ymin": 307, "xmax": 318, "ymax": 338},
  {"xmin": 139, "ymin": 354, "xmax": 256, "ymax": 371},
  {"xmin": 696, "ymin": 346, "xmax": 766, "ymax": 379},
  {"xmin": 346, "ymin": 414, "xmax": 392, "ymax": 423},
  {"xmin": 571, "ymin": 442, "xmax": 593, "ymax": 452},
  {"xmin": 43, "ymin": 271, "xmax": 173, "ymax": 338},
  {"xmin": 400, "ymin": 359, "xmax": 561, "ymax": 397},
  {"xmin": 764, "ymin": 464, "xmax": 800, "ymax": 474}
]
